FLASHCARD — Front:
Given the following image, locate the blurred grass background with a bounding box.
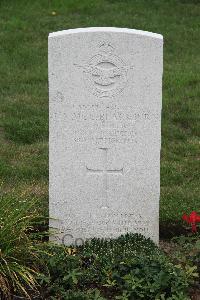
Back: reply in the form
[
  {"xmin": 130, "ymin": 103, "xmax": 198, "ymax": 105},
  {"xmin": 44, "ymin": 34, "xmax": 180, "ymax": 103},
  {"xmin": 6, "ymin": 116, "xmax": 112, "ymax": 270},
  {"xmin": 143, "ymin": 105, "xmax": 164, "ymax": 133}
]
[{"xmin": 0, "ymin": 0, "xmax": 199, "ymax": 237}]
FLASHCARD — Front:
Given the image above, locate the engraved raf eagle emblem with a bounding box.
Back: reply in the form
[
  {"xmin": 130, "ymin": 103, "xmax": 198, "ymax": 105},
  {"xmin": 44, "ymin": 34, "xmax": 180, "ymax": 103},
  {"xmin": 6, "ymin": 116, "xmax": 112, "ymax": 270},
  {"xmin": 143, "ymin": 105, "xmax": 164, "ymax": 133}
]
[
  {"xmin": 85, "ymin": 64, "xmax": 122, "ymax": 87},
  {"xmin": 75, "ymin": 41, "xmax": 133, "ymax": 98}
]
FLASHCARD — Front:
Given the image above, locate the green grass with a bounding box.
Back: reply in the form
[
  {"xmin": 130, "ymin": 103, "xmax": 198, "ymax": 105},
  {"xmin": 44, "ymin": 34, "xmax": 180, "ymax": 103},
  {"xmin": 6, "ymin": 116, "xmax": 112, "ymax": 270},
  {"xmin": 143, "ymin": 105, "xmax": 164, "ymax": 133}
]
[{"xmin": 0, "ymin": 0, "xmax": 199, "ymax": 234}]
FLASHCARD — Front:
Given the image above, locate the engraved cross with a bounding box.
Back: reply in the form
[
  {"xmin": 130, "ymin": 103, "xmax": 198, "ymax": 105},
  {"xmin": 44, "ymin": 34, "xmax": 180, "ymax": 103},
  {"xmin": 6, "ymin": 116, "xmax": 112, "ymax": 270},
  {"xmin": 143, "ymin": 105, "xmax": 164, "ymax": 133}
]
[{"xmin": 86, "ymin": 148, "xmax": 124, "ymax": 209}]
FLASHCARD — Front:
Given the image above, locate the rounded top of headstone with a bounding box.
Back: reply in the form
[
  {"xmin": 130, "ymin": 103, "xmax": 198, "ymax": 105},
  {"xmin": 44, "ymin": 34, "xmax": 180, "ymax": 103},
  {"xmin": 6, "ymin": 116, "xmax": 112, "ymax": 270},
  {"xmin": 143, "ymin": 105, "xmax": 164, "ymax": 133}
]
[{"xmin": 49, "ymin": 27, "xmax": 163, "ymax": 40}]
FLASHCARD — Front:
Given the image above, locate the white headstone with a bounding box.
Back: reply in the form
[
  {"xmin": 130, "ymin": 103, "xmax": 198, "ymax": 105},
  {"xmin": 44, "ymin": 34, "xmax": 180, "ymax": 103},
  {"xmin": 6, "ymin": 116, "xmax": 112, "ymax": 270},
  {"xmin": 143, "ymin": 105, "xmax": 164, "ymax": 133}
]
[{"xmin": 49, "ymin": 27, "xmax": 163, "ymax": 245}]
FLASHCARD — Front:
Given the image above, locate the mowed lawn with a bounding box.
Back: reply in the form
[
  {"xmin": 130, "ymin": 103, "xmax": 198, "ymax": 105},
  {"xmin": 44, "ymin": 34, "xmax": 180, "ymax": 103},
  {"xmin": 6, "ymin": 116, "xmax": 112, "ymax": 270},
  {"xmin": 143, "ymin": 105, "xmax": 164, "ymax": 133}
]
[{"xmin": 0, "ymin": 0, "xmax": 199, "ymax": 236}]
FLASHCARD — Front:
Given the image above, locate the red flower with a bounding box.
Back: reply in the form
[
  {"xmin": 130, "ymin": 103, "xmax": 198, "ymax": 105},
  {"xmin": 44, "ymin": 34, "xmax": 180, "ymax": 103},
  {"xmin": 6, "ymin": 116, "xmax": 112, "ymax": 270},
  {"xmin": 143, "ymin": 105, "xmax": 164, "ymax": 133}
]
[{"xmin": 182, "ymin": 211, "xmax": 200, "ymax": 232}]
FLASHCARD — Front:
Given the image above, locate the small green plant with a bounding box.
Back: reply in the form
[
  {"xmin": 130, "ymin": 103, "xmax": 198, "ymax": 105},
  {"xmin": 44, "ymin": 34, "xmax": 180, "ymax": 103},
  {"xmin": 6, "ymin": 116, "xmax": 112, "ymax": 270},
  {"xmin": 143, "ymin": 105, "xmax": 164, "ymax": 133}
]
[
  {"xmin": 170, "ymin": 235, "xmax": 200, "ymax": 289},
  {"xmin": 0, "ymin": 192, "xmax": 46, "ymax": 299},
  {"xmin": 109, "ymin": 255, "xmax": 191, "ymax": 299}
]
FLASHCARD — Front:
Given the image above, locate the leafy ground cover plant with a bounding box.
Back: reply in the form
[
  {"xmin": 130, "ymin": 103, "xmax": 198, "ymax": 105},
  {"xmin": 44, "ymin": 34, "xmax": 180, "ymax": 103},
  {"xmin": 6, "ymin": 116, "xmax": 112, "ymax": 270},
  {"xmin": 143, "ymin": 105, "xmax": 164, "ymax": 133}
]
[
  {"xmin": 160, "ymin": 234, "xmax": 200, "ymax": 299},
  {"xmin": 38, "ymin": 233, "xmax": 194, "ymax": 299},
  {"xmin": 0, "ymin": 191, "xmax": 47, "ymax": 299}
]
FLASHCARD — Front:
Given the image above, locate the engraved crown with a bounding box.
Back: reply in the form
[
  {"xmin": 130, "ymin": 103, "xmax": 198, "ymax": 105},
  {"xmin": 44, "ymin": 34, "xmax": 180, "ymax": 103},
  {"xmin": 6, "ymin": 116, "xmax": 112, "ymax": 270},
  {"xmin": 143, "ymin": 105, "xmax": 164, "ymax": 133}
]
[{"xmin": 98, "ymin": 41, "xmax": 114, "ymax": 54}]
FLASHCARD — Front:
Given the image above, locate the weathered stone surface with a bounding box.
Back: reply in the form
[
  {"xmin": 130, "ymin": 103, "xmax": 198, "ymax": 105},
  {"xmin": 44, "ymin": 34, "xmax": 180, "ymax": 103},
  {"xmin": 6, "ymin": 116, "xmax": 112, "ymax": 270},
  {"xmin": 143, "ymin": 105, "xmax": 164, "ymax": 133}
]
[{"xmin": 49, "ymin": 27, "xmax": 163, "ymax": 244}]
